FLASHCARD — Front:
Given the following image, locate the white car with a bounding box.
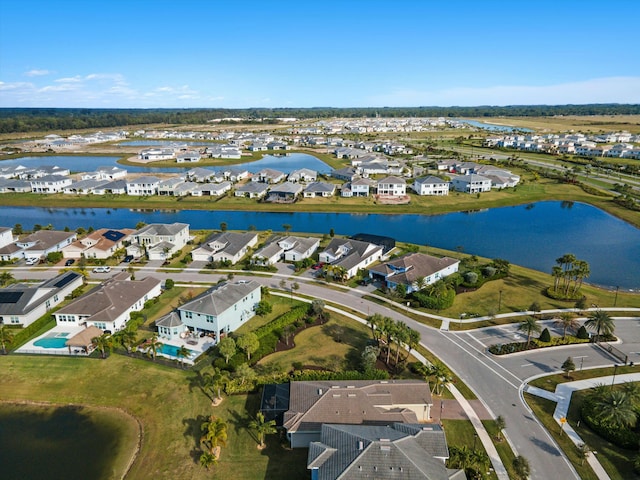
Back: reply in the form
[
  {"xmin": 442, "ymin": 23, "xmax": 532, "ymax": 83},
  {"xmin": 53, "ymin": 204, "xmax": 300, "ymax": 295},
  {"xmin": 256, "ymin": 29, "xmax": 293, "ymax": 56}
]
[
  {"xmin": 25, "ymin": 257, "xmax": 39, "ymax": 265},
  {"xmin": 92, "ymin": 266, "xmax": 111, "ymax": 273}
]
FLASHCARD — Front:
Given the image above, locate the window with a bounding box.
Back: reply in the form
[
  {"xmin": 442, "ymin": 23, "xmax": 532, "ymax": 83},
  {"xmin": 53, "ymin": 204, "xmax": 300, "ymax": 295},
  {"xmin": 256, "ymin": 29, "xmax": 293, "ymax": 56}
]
[
  {"xmin": 54, "ymin": 294, "xmax": 59, "ymax": 302},
  {"xmin": 185, "ymin": 311, "xmax": 192, "ymax": 319},
  {"xmin": 11, "ymin": 316, "xmax": 19, "ymax": 324},
  {"xmin": 205, "ymin": 315, "xmax": 214, "ymax": 323},
  {"xmin": 45, "ymin": 300, "xmax": 51, "ymax": 309}
]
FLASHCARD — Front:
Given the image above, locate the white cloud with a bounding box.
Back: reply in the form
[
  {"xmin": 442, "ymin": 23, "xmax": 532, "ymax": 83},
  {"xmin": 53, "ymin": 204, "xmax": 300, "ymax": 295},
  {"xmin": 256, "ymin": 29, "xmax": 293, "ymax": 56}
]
[
  {"xmin": 24, "ymin": 69, "xmax": 51, "ymax": 77},
  {"xmin": 369, "ymin": 77, "xmax": 640, "ymax": 106}
]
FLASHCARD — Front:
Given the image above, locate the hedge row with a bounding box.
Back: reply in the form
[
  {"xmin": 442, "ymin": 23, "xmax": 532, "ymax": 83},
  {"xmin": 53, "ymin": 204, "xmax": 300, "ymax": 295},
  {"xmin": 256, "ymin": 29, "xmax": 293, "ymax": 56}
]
[
  {"xmin": 581, "ymin": 400, "xmax": 639, "ymax": 449},
  {"xmin": 254, "ymin": 304, "xmax": 310, "ymax": 339},
  {"xmin": 9, "ymin": 314, "xmax": 56, "ymax": 351},
  {"xmin": 412, "ymin": 288, "xmax": 455, "ymax": 310}
]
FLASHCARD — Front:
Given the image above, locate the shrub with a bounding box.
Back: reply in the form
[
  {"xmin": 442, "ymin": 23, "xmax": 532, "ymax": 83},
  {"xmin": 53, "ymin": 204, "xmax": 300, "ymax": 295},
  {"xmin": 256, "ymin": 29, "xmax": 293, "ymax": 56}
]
[
  {"xmin": 412, "ymin": 288, "xmax": 455, "ymax": 310},
  {"xmin": 46, "ymin": 251, "xmax": 63, "ymax": 264},
  {"xmin": 576, "ymin": 325, "xmax": 590, "ymax": 339},
  {"xmin": 255, "ymin": 300, "xmax": 273, "ymax": 316},
  {"xmin": 581, "ymin": 399, "xmax": 639, "ymax": 449},
  {"xmin": 164, "ymin": 279, "xmax": 175, "ymax": 290},
  {"xmin": 482, "ymin": 266, "xmax": 496, "ymax": 277},
  {"xmin": 539, "ymin": 328, "xmax": 551, "ymax": 342},
  {"xmin": 464, "ymin": 271, "xmax": 478, "ymax": 284}
]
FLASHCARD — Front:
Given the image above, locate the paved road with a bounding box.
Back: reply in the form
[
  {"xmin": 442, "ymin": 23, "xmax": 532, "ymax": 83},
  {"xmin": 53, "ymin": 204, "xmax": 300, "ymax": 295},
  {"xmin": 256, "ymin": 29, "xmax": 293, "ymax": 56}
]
[{"xmin": 9, "ymin": 266, "xmax": 639, "ymax": 479}]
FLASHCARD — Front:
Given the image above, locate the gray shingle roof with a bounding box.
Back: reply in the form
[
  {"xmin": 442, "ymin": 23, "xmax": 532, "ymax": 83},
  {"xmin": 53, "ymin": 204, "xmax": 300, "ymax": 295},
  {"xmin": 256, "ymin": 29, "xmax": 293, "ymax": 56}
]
[
  {"xmin": 368, "ymin": 253, "xmax": 459, "ymax": 286},
  {"xmin": 180, "ymin": 280, "xmax": 261, "ymax": 316},
  {"xmin": 134, "ymin": 223, "xmax": 189, "ymax": 237},
  {"xmin": 0, "ymin": 271, "xmax": 82, "ymax": 317},
  {"xmin": 199, "ymin": 232, "xmax": 257, "ymax": 257},
  {"xmin": 155, "ymin": 311, "xmax": 184, "ymax": 328}
]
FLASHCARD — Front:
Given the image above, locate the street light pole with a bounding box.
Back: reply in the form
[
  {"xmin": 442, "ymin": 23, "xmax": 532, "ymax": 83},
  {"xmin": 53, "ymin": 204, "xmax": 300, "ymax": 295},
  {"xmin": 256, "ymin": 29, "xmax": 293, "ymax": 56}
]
[{"xmin": 611, "ymin": 364, "xmax": 619, "ymax": 390}]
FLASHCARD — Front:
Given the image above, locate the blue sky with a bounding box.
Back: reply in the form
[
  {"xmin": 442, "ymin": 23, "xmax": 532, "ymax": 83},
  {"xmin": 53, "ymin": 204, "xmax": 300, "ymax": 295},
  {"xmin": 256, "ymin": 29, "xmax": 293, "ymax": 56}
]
[{"xmin": 1, "ymin": 0, "xmax": 639, "ymax": 108}]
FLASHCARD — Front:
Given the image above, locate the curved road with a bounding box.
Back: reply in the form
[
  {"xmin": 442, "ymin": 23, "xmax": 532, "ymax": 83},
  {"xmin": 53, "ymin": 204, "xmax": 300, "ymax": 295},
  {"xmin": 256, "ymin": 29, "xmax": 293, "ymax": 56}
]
[{"xmin": 9, "ymin": 266, "xmax": 640, "ymax": 479}]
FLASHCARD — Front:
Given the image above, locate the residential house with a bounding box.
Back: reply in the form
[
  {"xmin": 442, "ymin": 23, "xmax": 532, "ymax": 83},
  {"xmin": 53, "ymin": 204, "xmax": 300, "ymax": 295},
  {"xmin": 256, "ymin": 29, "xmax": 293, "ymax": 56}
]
[
  {"xmin": 367, "ymin": 253, "xmax": 459, "ymax": 293},
  {"xmin": 253, "ymin": 168, "xmax": 286, "ymax": 184},
  {"xmin": 186, "ymin": 167, "xmax": 221, "ymax": 183},
  {"xmin": 223, "ymin": 167, "xmax": 250, "ymax": 182},
  {"xmin": 16, "ymin": 230, "xmax": 77, "ymax": 261},
  {"xmin": 451, "ymin": 174, "xmax": 492, "ymax": 193},
  {"xmin": 288, "ymin": 168, "xmax": 318, "ymax": 183},
  {"xmin": 127, "ymin": 222, "xmax": 189, "ymax": 261},
  {"xmin": 331, "ymin": 167, "xmax": 359, "ymax": 182},
  {"xmin": 266, "ymin": 182, "xmax": 303, "ymax": 202},
  {"xmin": 278, "ymin": 236, "xmax": 320, "ymax": 262},
  {"xmin": 413, "ymin": 176, "xmax": 450, "ymax": 196},
  {"xmin": 0, "ymin": 178, "xmax": 32, "ymax": 193},
  {"xmin": 92, "ymin": 179, "xmax": 127, "ymax": 195},
  {"xmin": 62, "ymin": 228, "xmax": 135, "ymax": 260},
  {"xmin": 234, "ymin": 182, "xmax": 269, "ymax": 199},
  {"xmin": 307, "ymin": 423, "xmax": 459, "ymax": 480},
  {"xmin": 156, "ymin": 280, "xmax": 261, "ymax": 341},
  {"xmin": 0, "ymin": 227, "xmax": 14, "ymax": 250},
  {"xmin": 63, "ymin": 179, "xmax": 110, "ymax": 195},
  {"xmin": 250, "ymin": 242, "xmax": 285, "ymax": 266},
  {"xmin": 319, "ymin": 238, "xmax": 383, "ymax": 279},
  {"xmin": 376, "ymin": 176, "xmax": 406, "ymax": 196},
  {"xmin": 138, "ymin": 148, "xmax": 175, "ymax": 161},
  {"xmin": 176, "ymin": 151, "xmax": 202, "ymax": 163},
  {"xmin": 279, "ymin": 380, "xmax": 433, "ymax": 448},
  {"xmin": 126, "ymin": 176, "xmax": 161, "ymax": 196},
  {"xmin": 157, "ymin": 177, "xmax": 186, "ymax": 195},
  {"xmin": 303, "ymin": 182, "xmax": 336, "ymax": 198},
  {"xmin": 54, "ymin": 272, "xmax": 161, "ymax": 332},
  {"xmin": 341, "ymin": 177, "xmax": 374, "ymax": 197},
  {"xmin": 0, "ymin": 271, "xmax": 83, "ymax": 327},
  {"xmin": 191, "ymin": 181, "xmax": 232, "ymax": 197},
  {"xmin": 474, "ymin": 166, "xmax": 520, "ymax": 189},
  {"xmin": 30, "ymin": 175, "xmax": 73, "ymax": 193},
  {"xmin": 191, "ymin": 231, "xmax": 258, "ymax": 264},
  {"xmin": 81, "ymin": 166, "xmax": 127, "ymax": 181}
]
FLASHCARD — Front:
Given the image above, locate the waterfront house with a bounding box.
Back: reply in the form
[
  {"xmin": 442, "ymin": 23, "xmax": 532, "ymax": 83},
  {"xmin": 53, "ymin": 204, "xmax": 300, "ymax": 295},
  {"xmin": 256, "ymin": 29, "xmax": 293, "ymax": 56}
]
[
  {"xmin": 176, "ymin": 150, "xmax": 202, "ymax": 163},
  {"xmin": 63, "ymin": 228, "xmax": 135, "ymax": 260},
  {"xmin": 0, "ymin": 178, "xmax": 32, "ymax": 193},
  {"xmin": 15, "ymin": 230, "xmax": 77, "ymax": 262},
  {"xmin": 451, "ymin": 174, "xmax": 492, "ymax": 193},
  {"xmin": 280, "ymin": 380, "xmax": 433, "ymax": 448},
  {"xmin": 318, "ymin": 238, "xmax": 383, "ymax": 279},
  {"xmin": 191, "ymin": 181, "xmax": 232, "ymax": 197},
  {"xmin": 92, "ymin": 179, "xmax": 127, "ymax": 195},
  {"xmin": 266, "ymin": 181, "xmax": 303, "ymax": 202},
  {"xmin": 367, "ymin": 253, "xmax": 459, "ymax": 293},
  {"xmin": 30, "ymin": 175, "xmax": 73, "ymax": 193},
  {"xmin": 0, "ymin": 271, "xmax": 83, "ymax": 327},
  {"xmin": 376, "ymin": 176, "xmax": 406, "ymax": 196},
  {"xmin": 234, "ymin": 182, "xmax": 269, "ymax": 199},
  {"xmin": 191, "ymin": 231, "xmax": 258, "ymax": 264},
  {"xmin": 54, "ymin": 272, "xmax": 161, "ymax": 332},
  {"xmin": 126, "ymin": 176, "xmax": 161, "ymax": 196},
  {"xmin": 138, "ymin": 148, "xmax": 175, "ymax": 161},
  {"xmin": 253, "ymin": 168, "xmax": 286, "ymax": 184},
  {"xmin": 186, "ymin": 167, "xmax": 221, "ymax": 183},
  {"xmin": 288, "ymin": 168, "xmax": 318, "ymax": 183},
  {"xmin": 127, "ymin": 222, "xmax": 189, "ymax": 261},
  {"xmin": 303, "ymin": 182, "xmax": 336, "ymax": 198},
  {"xmin": 412, "ymin": 176, "xmax": 450, "ymax": 196}
]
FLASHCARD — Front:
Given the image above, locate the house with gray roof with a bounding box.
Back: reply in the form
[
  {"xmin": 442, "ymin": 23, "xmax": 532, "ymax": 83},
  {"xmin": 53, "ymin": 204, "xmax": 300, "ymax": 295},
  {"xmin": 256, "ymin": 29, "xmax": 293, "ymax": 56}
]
[
  {"xmin": 63, "ymin": 178, "xmax": 110, "ymax": 195},
  {"xmin": 234, "ymin": 181, "xmax": 269, "ymax": 199},
  {"xmin": 0, "ymin": 271, "xmax": 83, "ymax": 327},
  {"xmin": 376, "ymin": 176, "xmax": 407, "ymax": 196},
  {"xmin": 126, "ymin": 175, "xmax": 161, "ymax": 196},
  {"xmin": 157, "ymin": 177, "xmax": 186, "ymax": 195},
  {"xmin": 368, "ymin": 253, "xmax": 460, "ymax": 293},
  {"xmin": 191, "ymin": 181, "xmax": 232, "ymax": 197},
  {"xmin": 127, "ymin": 222, "xmax": 190, "ymax": 261},
  {"xmin": 331, "ymin": 167, "xmax": 359, "ymax": 182},
  {"xmin": 304, "ymin": 182, "xmax": 336, "ymax": 198},
  {"xmin": 308, "ymin": 423, "xmax": 462, "ymax": 480},
  {"xmin": 15, "ymin": 230, "xmax": 77, "ymax": 262},
  {"xmin": 92, "ymin": 179, "xmax": 127, "ymax": 195},
  {"xmin": 186, "ymin": 167, "xmax": 221, "ymax": 183},
  {"xmin": 157, "ymin": 280, "xmax": 261, "ymax": 341},
  {"xmin": 413, "ymin": 176, "xmax": 450, "ymax": 196},
  {"xmin": 279, "ymin": 236, "xmax": 320, "ymax": 262},
  {"xmin": 30, "ymin": 175, "xmax": 73, "ymax": 193},
  {"xmin": 0, "ymin": 178, "xmax": 32, "ymax": 193},
  {"xmin": 266, "ymin": 181, "xmax": 303, "ymax": 203},
  {"xmin": 281, "ymin": 380, "xmax": 433, "ymax": 448},
  {"xmin": 253, "ymin": 168, "xmax": 286, "ymax": 184},
  {"xmin": 319, "ymin": 238, "xmax": 383, "ymax": 279},
  {"xmin": 176, "ymin": 150, "xmax": 202, "ymax": 163},
  {"xmin": 451, "ymin": 174, "xmax": 491, "ymax": 193},
  {"xmin": 191, "ymin": 231, "xmax": 258, "ymax": 264},
  {"xmin": 288, "ymin": 168, "xmax": 318, "ymax": 183},
  {"xmin": 54, "ymin": 272, "xmax": 161, "ymax": 332}
]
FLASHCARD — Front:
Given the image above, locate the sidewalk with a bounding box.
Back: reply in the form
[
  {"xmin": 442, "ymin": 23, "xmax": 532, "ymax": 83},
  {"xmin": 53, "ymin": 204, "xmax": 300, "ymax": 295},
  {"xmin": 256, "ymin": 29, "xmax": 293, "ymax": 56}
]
[{"xmin": 526, "ymin": 373, "xmax": 640, "ymax": 480}]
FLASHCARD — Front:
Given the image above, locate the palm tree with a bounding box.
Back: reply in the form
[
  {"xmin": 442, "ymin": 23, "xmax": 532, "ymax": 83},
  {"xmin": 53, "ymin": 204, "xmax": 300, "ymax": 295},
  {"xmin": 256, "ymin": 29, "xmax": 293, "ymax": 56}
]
[
  {"xmin": 113, "ymin": 328, "xmax": 137, "ymax": 354},
  {"xmin": 200, "ymin": 415, "xmax": 228, "ymax": 455},
  {"xmin": 495, "ymin": 415, "xmax": 506, "ymax": 441},
  {"xmin": 199, "ymin": 451, "xmax": 217, "ymax": 470},
  {"xmin": 555, "ymin": 312, "xmax": 579, "ymax": 339},
  {"xmin": 145, "ymin": 335, "xmax": 163, "ymax": 361},
  {"xmin": 584, "ymin": 310, "xmax": 615, "ymax": 342},
  {"xmin": 0, "ymin": 325, "xmax": 15, "ymax": 354},
  {"xmin": 577, "ymin": 443, "xmax": 591, "ymax": 466},
  {"xmin": 394, "ymin": 321, "xmax": 410, "ymax": 366},
  {"xmin": 249, "ymin": 412, "xmax": 277, "ymax": 448},
  {"xmin": 427, "ymin": 362, "xmax": 449, "ymax": 395},
  {"xmin": 204, "ymin": 368, "xmax": 229, "ymax": 403},
  {"xmin": 0, "ymin": 271, "xmax": 14, "ymax": 287},
  {"xmin": 92, "ymin": 333, "xmax": 113, "ymax": 359},
  {"xmin": 593, "ymin": 390, "xmax": 637, "ymax": 429},
  {"xmin": 406, "ymin": 328, "xmax": 420, "ymax": 360},
  {"xmin": 366, "ymin": 313, "xmax": 383, "ymax": 342},
  {"xmin": 622, "ymin": 382, "xmax": 640, "ymax": 407},
  {"xmin": 518, "ymin": 317, "xmax": 541, "ymax": 348},
  {"xmin": 415, "ymin": 276, "xmax": 427, "ymax": 291},
  {"xmin": 551, "ymin": 266, "xmax": 563, "ymax": 292},
  {"xmin": 176, "ymin": 345, "xmax": 190, "ymax": 368},
  {"xmin": 512, "ymin": 456, "xmax": 531, "ymax": 480}
]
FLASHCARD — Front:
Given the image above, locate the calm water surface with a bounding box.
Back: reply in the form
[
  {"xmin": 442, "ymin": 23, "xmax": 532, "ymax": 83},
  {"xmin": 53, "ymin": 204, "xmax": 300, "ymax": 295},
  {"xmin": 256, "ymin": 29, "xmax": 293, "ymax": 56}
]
[
  {"xmin": 0, "ymin": 404, "xmax": 123, "ymax": 480},
  {"xmin": 1, "ymin": 201, "xmax": 638, "ymax": 289}
]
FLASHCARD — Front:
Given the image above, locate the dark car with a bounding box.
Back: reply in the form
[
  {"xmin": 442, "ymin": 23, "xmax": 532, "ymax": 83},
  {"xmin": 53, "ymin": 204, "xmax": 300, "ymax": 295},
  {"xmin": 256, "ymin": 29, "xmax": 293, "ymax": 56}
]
[
  {"xmin": 65, "ymin": 259, "xmax": 75, "ymax": 266},
  {"xmin": 123, "ymin": 255, "xmax": 134, "ymax": 263}
]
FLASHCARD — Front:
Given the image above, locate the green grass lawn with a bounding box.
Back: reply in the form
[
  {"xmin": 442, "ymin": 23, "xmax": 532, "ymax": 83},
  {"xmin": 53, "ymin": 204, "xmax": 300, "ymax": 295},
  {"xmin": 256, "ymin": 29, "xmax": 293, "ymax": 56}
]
[{"xmin": 0, "ymin": 354, "xmax": 309, "ymax": 480}]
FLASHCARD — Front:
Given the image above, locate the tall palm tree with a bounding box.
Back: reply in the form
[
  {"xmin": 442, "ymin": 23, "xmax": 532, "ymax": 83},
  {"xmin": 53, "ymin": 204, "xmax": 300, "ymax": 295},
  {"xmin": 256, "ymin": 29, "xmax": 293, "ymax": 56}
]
[
  {"xmin": 406, "ymin": 328, "xmax": 421, "ymax": 360},
  {"xmin": 428, "ymin": 362, "xmax": 449, "ymax": 395},
  {"xmin": 394, "ymin": 321, "xmax": 410, "ymax": 366},
  {"xmin": 0, "ymin": 325, "xmax": 15, "ymax": 354},
  {"xmin": 145, "ymin": 335, "xmax": 163, "ymax": 361},
  {"xmin": 518, "ymin": 317, "xmax": 541, "ymax": 348},
  {"xmin": 204, "ymin": 368, "xmax": 229, "ymax": 403},
  {"xmin": 249, "ymin": 412, "xmax": 277, "ymax": 448},
  {"xmin": 572, "ymin": 260, "xmax": 590, "ymax": 295},
  {"xmin": 200, "ymin": 415, "xmax": 228, "ymax": 454},
  {"xmin": 584, "ymin": 310, "xmax": 615, "ymax": 342},
  {"xmin": 593, "ymin": 390, "xmax": 637, "ymax": 429},
  {"xmin": 415, "ymin": 276, "xmax": 427, "ymax": 291},
  {"xmin": 366, "ymin": 313, "xmax": 383, "ymax": 342},
  {"xmin": 551, "ymin": 266, "xmax": 563, "ymax": 292},
  {"xmin": 92, "ymin": 333, "xmax": 113, "ymax": 359},
  {"xmin": 512, "ymin": 456, "xmax": 531, "ymax": 480},
  {"xmin": 555, "ymin": 313, "xmax": 579, "ymax": 339},
  {"xmin": 176, "ymin": 345, "xmax": 190, "ymax": 368},
  {"xmin": 113, "ymin": 327, "xmax": 137, "ymax": 354}
]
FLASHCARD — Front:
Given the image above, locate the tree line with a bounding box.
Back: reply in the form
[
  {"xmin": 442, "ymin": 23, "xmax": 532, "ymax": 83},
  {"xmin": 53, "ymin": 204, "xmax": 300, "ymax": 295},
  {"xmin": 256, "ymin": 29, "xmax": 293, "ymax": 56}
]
[{"xmin": 1, "ymin": 104, "xmax": 639, "ymax": 133}]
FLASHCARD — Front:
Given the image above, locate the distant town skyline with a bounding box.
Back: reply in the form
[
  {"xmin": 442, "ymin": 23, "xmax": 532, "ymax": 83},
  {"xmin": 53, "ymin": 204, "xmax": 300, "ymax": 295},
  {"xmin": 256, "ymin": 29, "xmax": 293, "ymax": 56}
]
[{"xmin": 1, "ymin": 0, "xmax": 639, "ymax": 108}]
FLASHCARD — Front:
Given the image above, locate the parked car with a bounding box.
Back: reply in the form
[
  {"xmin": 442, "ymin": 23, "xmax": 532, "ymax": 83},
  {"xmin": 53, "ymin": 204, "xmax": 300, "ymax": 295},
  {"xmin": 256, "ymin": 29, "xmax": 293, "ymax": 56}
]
[
  {"xmin": 25, "ymin": 257, "xmax": 39, "ymax": 266},
  {"xmin": 123, "ymin": 255, "xmax": 134, "ymax": 263},
  {"xmin": 92, "ymin": 266, "xmax": 111, "ymax": 273},
  {"xmin": 311, "ymin": 262, "xmax": 325, "ymax": 270},
  {"xmin": 65, "ymin": 259, "xmax": 75, "ymax": 266}
]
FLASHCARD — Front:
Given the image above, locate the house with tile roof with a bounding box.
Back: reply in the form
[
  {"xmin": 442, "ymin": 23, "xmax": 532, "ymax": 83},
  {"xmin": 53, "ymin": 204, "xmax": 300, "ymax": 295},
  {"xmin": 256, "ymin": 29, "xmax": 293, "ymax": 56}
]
[
  {"xmin": 53, "ymin": 272, "xmax": 161, "ymax": 332},
  {"xmin": 368, "ymin": 253, "xmax": 459, "ymax": 293},
  {"xmin": 307, "ymin": 423, "xmax": 462, "ymax": 480},
  {"xmin": 319, "ymin": 238, "xmax": 383, "ymax": 279},
  {"xmin": 157, "ymin": 280, "xmax": 261, "ymax": 341},
  {"xmin": 191, "ymin": 231, "xmax": 258, "ymax": 264},
  {"xmin": 0, "ymin": 271, "xmax": 83, "ymax": 327},
  {"xmin": 280, "ymin": 380, "xmax": 433, "ymax": 448},
  {"xmin": 62, "ymin": 228, "xmax": 135, "ymax": 260}
]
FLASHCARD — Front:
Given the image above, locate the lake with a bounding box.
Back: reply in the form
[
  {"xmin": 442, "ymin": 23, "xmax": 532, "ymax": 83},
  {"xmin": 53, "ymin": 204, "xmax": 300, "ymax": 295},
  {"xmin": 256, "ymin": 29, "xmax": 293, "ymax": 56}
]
[
  {"xmin": 1, "ymin": 201, "xmax": 638, "ymax": 289},
  {"xmin": 460, "ymin": 119, "xmax": 533, "ymax": 133},
  {"xmin": 0, "ymin": 404, "xmax": 130, "ymax": 480},
  {"xmin": 1, "ymin": 153, "xmax": 332, "ymax": 174}
]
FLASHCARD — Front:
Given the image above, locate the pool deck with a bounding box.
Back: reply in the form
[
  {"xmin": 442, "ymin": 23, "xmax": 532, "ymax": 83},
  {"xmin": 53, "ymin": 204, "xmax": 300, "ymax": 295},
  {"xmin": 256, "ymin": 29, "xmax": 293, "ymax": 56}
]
[
  {"xmin": 16, "ymin": 326, "xmax": 90, "ymax": 356},
  {"xmin": 155, "ymin": 334, "xmax": 216, "ymax": 364}
]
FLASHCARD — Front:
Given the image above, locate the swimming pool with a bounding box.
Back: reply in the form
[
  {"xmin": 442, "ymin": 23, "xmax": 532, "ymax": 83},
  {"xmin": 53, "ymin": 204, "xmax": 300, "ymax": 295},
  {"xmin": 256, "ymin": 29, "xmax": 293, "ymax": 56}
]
[
  {"xmin": 34, "ymin": 332, "xmax": 70, "ymax": 349},
  {"xmin": 159, "ymin": 344, "xmax": 196, "ymax": 359}
]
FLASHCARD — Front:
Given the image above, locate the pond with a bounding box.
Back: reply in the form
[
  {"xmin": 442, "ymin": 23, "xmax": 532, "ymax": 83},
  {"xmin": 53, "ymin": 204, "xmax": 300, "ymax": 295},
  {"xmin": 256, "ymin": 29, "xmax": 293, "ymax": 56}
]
[
  {"xmin": 0, "ymin": 404, "xmax": 132, "ymax": 480},
  {"xmin": 1, "ymin": 201, "xmax": 638, "ymax": 289},
  {"xmin": 460, "ymin": 119, "xmax": 533, "ymax": 133},
  {"xmin": 1, "ymin": 153, "xmax": 332, "ymax": 174}
]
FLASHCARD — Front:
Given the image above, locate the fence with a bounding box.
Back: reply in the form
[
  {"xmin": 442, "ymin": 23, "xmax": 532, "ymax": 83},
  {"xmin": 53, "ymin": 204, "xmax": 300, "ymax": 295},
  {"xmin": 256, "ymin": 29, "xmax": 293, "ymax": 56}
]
[{"xmin": 596, "ymin": 341, "xmax": 628, "ymax": 364}]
